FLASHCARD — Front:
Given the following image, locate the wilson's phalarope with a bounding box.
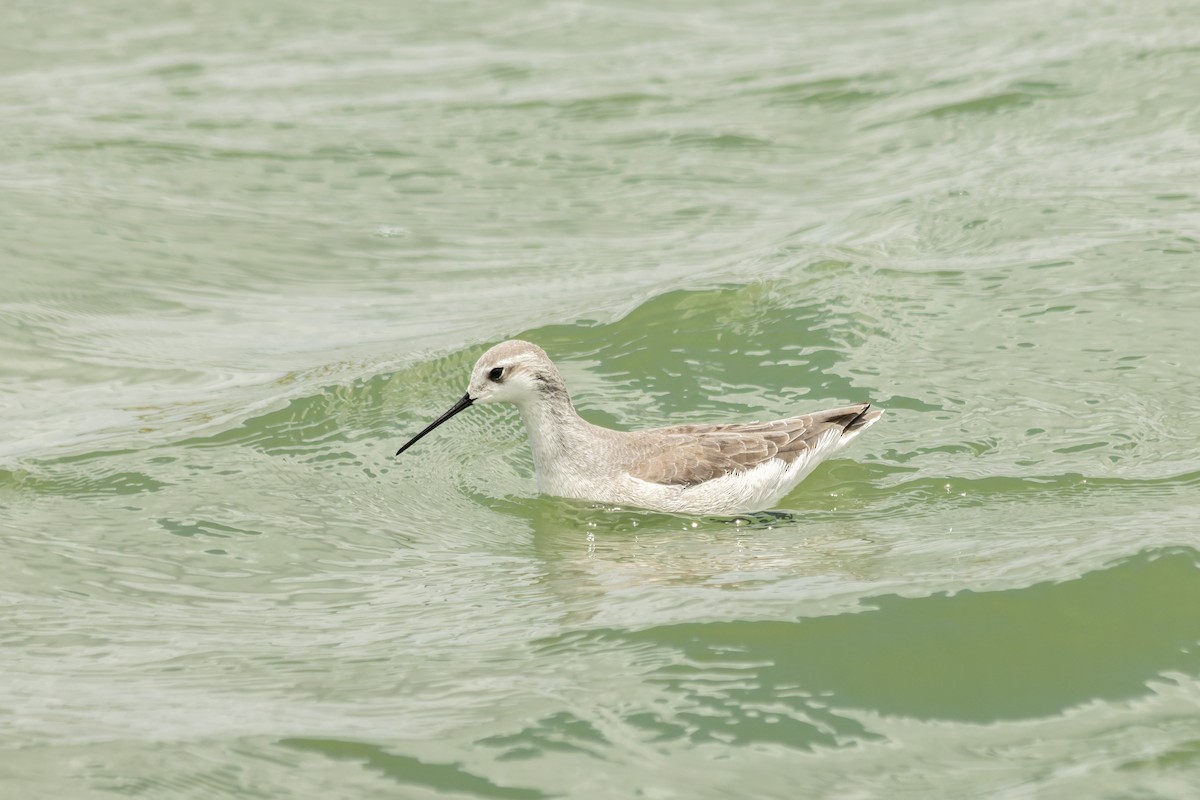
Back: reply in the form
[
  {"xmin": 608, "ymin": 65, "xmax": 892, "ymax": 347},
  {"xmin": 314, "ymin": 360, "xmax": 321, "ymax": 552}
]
[{"xmin": 396, "ymin": 340, "xmax": 882, "ymax": 515}]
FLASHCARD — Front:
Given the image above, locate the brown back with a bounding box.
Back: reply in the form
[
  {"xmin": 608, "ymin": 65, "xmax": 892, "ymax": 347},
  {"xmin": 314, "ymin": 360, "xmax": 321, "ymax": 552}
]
[{"xmin": 627, "ymin": 404, "xmax": 871, "ymax": 487}]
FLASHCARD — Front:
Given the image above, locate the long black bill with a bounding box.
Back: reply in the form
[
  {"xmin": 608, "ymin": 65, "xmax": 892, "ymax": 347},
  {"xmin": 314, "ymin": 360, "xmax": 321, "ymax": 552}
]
[{"xmin": 395, "ymin": 393, "xmax": 474, "ymax": 456}]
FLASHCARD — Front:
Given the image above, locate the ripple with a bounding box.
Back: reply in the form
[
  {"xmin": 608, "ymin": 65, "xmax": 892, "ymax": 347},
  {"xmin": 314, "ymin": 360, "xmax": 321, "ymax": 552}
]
[
  {"xmin": 3, "ymin": 0, "xmax": 1200, "ymax": 794},
  {"xmin": 533, "ymin": 547, "xmax": 1200, "ymax": 749}
]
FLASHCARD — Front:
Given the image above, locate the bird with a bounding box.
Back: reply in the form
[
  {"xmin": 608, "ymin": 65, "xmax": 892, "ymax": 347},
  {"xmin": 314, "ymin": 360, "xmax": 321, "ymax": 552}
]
[{"xmin": 395, "ymin": 340, "xmax": 882, "ymax": 515}]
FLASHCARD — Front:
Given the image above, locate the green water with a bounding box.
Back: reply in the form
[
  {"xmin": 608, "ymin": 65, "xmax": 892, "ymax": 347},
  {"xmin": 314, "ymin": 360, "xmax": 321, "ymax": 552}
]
[{"xmin": 3, "ymin": 0, "xmax": 1200, "ymax": 797}]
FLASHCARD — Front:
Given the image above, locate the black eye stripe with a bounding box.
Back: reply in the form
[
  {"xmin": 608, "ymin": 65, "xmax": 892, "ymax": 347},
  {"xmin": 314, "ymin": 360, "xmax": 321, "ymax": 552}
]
[{"xmin": 488, "ymin": 367, "xmax": 504, "ymax": 382}]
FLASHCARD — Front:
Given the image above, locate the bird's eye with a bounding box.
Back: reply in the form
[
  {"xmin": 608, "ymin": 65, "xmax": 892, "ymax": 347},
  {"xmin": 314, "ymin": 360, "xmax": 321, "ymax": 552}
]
[{"xmin": 488, "ymin": 367, "xmax": 504, "ymax": 382}]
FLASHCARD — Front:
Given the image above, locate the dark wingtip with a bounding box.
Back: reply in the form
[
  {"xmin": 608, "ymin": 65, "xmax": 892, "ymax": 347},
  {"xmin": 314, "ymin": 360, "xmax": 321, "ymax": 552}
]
[{"xmin": 843, "ymin": 402, "xmax": 873, "ymax": 433}]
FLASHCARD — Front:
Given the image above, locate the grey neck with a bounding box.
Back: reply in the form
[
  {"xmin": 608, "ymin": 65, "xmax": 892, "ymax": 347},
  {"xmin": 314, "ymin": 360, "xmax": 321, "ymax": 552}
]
[{"xmin": 515, "ymin": 382, "xmax": 594, "ymax": 485}]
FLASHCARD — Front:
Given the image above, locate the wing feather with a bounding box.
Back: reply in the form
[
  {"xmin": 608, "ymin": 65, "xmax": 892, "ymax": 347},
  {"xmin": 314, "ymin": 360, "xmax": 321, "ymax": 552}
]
[{"xmin": 627, "ymin": 404, "xmax": 871, "ymax": 487}]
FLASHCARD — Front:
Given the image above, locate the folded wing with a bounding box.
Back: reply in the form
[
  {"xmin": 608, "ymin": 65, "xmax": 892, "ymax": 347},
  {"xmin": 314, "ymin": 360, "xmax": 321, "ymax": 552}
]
[{"xmin": 628, "ymin": 403, "xmax": 873, "ymax": 487}]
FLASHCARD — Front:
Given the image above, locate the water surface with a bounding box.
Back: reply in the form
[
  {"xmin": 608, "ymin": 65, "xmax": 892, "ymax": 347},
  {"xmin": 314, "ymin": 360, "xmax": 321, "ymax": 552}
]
[{"xmin": 3, "ymin": 0, "xmax": 1200, "ymax": 797}]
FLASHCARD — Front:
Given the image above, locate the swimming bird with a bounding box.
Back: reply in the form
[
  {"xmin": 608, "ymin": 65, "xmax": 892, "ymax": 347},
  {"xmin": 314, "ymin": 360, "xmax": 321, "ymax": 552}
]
[{"xmin": 395, "ymin": 340, "xmax": 882, "ymax": 515}]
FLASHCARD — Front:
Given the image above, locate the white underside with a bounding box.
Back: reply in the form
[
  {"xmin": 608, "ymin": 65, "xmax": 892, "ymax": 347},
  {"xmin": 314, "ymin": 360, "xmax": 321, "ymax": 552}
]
[{"xmin": 538, "ymin": 413, "xmax": 881, "ymax": 516}]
